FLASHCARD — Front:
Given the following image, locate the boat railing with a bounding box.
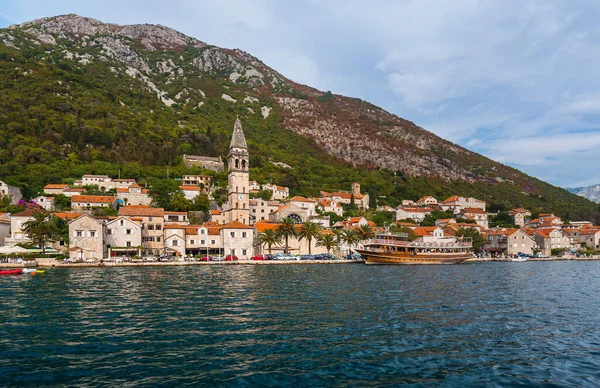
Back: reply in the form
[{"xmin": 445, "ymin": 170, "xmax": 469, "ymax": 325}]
[{"xmin": 363, "ymin": 238, "xmax": 472, "ymax": 249}]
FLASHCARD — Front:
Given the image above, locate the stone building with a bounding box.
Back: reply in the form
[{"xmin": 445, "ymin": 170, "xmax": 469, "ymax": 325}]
[
  {"xmin": 68, "ymin": 215, "xmax": 105, "ymax": 261},
  {"xmin": 0, "ymin": 180, "xmax": 22, "ymax": 204},
  {"xmin": 182, "ymin": 154, "xmax": 224, "ymax": 172},
  {"xmin": 223, "ymin": 118, "xmax": 250, "ymax": 225}
]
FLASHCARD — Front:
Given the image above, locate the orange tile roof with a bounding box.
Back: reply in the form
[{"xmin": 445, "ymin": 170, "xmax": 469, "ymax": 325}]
[
  {"xmin": 209, "ymin": 210, "xmax": 222, "ymax": 215},
  {"xmin": 207, "ymin": 227, "xmax": 221, "ymax": 235},
  {"xmin": 71, "ymin": 195, "xmax": 117, "ymax": 204},
  {"xmin": 179, "ymin": 185, "xmax": 201, "ymax": 191},
  {"xmin": 118, "ymin": 205, "xmax": 165, "ymax": 217},
  {"xmin": 348, "ymin": 217, "xmax": 364, "ymax": 223},
  {"xmin": 223, "ymin": 220, "xmax": 253, "ymax": 229},
  {"xmin": 462, "ymin": 208, "xmax": 486, "ymax": 214},
  {"xmin": 164, "ymin": 223, "xmax": 185, "ymax": 229},
  {"xmin": 535, "ymin": 228, "xmax": 559, "ymax": 238},
  {"xmin": 116, "ymin": 188, "xmax": 129, "ymax": 193},
  {"xmin": 290, "ymin": 196, "xmax": 313, "ymax": 203},
  {"xmin": 54, "ymin": 212, "xmax": 84, "ymax": 220},
  {"xmin": 129, "ymin": 183, "xmax": 141, "ymax": 188},
  {"xmin": 254, "ymin": 220, "xmax": 279, "ymax": 233},
  {"xmin": 44, "ymin": 184, "xmax": 68, "ymax": 189},
  {"xmin": 399, "ymin": 207, "xmax": 433, "ymax": 213},
  {"xmin": 165, "ymin": 211, "xmax": 187, "ymax": 215},
  {"xmin": 12, "ymin": 209, "xmax": 45, "ymax": 217},
  {"xmin": 443, "ymin": 196, "xmax": 460, "ymax": 203}
]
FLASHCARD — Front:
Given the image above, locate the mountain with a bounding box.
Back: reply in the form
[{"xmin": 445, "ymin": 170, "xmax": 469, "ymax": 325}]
[
  {"xmin": 0, "ymin": 14, "xmax": 598, "ymax": 221},
  {"xmin": 567, "ymin": 185, "xmax": 600, "ymax": 203}
]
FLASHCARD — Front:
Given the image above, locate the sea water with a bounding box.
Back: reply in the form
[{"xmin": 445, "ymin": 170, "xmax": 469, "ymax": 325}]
[{"xmin": 2, "ymin": 262, "xmax": 600, "ymax": 386}]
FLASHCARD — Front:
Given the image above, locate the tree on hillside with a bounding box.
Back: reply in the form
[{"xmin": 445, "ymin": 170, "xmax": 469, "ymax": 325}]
[
  {"xmin": 169, "ymin": 192, "xmax": 191, "ymax": 212},
  {"xmin": 420, "ymin": 210, "xmax": 455, "ymax": 226},
  {"xmin": 275, "ymin": 217, "xmax": 299, "ymax": 254},
  {"xmin": 257, "ymin": 228, "xmax": 282, "ymax": 254},
  {"xmin": 455, "ymin": 227, "xmax": 485, "ymax": 252},
  {"xmin": 190, "ymin": 194, "xmax": 210, "ymax": 213},
  {"xmin": 150, "ymin": 179, "xmax": 181, "ymax": 209},
  {"xmin": 490, "ymin": 211, "xmax": 516, "ymax": 228},
  {"xmin": 22, "ymin": 211, "xmax": 57, "ymax": 254},
  {"xmin": 297, "ymin": 221, "xmax": 322, "ymax": 255}
]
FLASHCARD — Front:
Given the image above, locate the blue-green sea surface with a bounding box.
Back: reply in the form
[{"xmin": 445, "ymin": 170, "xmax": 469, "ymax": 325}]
[{"xmin": 2, "ymin": 262, "xmax": 600, "ymax": 387}]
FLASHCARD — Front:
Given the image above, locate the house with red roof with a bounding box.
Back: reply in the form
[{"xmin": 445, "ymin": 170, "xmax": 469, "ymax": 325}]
[
  {"xmin": 396, "ymin": 207, "xmax": 433, "ymax": 223},
  {"xmin": 440, "ymin": 196, "xmax": 486, "ymax": 213},
  {"xmin": 534, "ymin": 228, "xmax": 570, "ymax": 256},
  {"xmin": 71, "ymin": 195, "xmax": 118, "ymax": 210}
]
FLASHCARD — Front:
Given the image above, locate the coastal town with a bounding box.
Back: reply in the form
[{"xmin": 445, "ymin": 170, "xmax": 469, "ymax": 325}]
[{"xmin": 0, "ymin": 119, "xmax": 599, "ymax": 265}]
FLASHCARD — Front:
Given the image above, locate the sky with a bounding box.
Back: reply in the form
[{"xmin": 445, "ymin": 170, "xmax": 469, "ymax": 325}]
[{"xmin": 1, "ymin": 0, "xmax": 600, "ymax": 188}]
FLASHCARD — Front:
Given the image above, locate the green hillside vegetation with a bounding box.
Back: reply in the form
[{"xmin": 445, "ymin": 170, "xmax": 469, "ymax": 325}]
[{"xmin": 0, "ymin": 31, "xmax": 598, "ymax": 223}]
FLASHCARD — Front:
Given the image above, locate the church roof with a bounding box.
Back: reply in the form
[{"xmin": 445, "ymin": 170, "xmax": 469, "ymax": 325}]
[{"xmin": 229, "ymin": 118, "xmax": 247, "ymax": 149}]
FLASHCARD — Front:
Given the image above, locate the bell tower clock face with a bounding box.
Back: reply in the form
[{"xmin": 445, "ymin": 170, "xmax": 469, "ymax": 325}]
[{"xmin": 238, "ymin": 194, "xmax": 244, "ymax": 200}]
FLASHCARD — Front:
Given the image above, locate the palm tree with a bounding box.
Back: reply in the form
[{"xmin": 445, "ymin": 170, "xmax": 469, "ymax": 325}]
[
  {"xmin": 275, "ymin": 217, "xmax": 299, "ymax": 254},
  {"xmin": 257, "ymin": 228, "xmax": 282, "ymax": 254},
  {"xmin": 297, "ymin": 221, "xmax": 322, "ymax": 255},
  {"xmin": 342, "ymin": 228, "xmax": 361, "ymax": 256},
  {"xmin": 317, "ymin": 233, "xmax": 337, "ymax": 255},
  {"xmin": 22, "ymin": 211, "xmax": 57, "ymax": 254},
  {"xmin": 357, "ymin": 224, "xmax": 376, "ymax": 240}
]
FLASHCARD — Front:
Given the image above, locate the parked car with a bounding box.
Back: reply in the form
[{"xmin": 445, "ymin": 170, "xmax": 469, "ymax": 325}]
[
  {"xmin": 300, "ymin": 254, "xmax": 315, "ymax": 260},
  {"xmin": 213, "ymin": 255, "xmax": 224, "ymax": 262},
  {"xmin": 225, "ymin": 254, "xmax": 239, "ymax": 261},
  {"xmin": 251, "ymin": 254, "xmax": 268, "ymax": 260},
  {"xmin": 536, "ymin": 252, "xmax": 549, "ymax": 258},
  {"xmin": 265, "ymin": 254, "xmax": 276, "ymax": 260},
  {"xmin": 200, "ymin": 255, "xmax": 213, "ymax": 261}
]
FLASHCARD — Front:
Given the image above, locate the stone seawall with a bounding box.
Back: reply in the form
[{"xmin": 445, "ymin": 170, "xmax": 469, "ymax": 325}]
[{"xmin": 38, "ymin": 260, "xmax": 365, "ymax": 268}]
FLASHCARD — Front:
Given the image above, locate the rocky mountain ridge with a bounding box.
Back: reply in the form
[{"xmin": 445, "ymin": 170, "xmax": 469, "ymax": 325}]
[
  {"xmin": 567, "ymin": 185, "xmax": 600, "ymax": 203},
  {"xmin": 0, "ymin": 14, "xmax": 598, "ymax": 221},
  {"xmin": 4, "ymin": 14, "xmax": 517, "ymax": 184}
]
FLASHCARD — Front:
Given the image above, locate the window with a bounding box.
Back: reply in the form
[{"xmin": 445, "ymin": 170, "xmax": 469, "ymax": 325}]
[
  {"xmin": 230, "ymin": 232, "xmax": 235, "ymax": 237},
  {"xmin": 242, "ymin": 249, "xmax": 247, "ymax": 255},
  {"xmin": 148, "ymin": 225, "xmax": 154, "ymax": 230},
  {"xmin": 231, "ymin": 249, "xmax": 236, "ymax": 255},
  {"xmin": 90, "ymin": 231, "xmax": 96, "ymax": 238},
  {"xmin": 200, "ymin": 230, "xmax": 205, "ymax": 235},
  {"xmin": 126, "ymin": 229, "xmax": 132, "ymax": 235},
  {"xmin": 120, "ymin": 220, "xmax": 124, "ymax": 226},
  {"xmin": 211, "ymin": 240, "xmax": 216, "ymax": 245},
  {"xmin": 242, "ymin": 232, "xmax": 247, "ymax": 238},
  {"xmin": 107, "ymin": 229, "xmax": 112, "ymax": 235},
  {"xmin": 76, "ymin": 230, "xmax": 83, "ymax": 237},
  {"xmin": 190, "ymin": 240, "xmax": 195, "ymax": 245},
  {"xmin": 149, "ymin": 217, "xmax": 153, "ymax": 221},
  {"xmin": 172, "ymin": 240, "xmax": 178, "ymax": 247},
  {"xmin": 156, "ymin": 237, "xmax": 161, "ymax": 242},
  {"xmin": 126, "ymin": 241, "xmax": 131, "ymax": 247},
  {"xmin": 156, "ymin": 225, "xmax": 162, "ymax": 231},
  {"xmin": 201, "ymin": 240, "xmax": 205, "ymax": 245}
]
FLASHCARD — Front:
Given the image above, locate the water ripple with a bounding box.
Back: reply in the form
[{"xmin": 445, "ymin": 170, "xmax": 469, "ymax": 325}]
[{"xmin": 1, "ymin": 262, "xmax": 600, "ymax": 386}]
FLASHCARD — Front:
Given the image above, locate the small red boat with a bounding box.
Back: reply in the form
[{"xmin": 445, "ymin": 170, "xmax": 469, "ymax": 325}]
[{"xmin": 0, "ymin": 268, "xmax": 23, "ymax": 275}]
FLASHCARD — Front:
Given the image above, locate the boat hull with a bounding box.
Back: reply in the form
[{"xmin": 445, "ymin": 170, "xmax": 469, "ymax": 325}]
[
  {"xmin": 0, "ymin": 268, "xmax": 23, "ymax": 275},
  {"xmin": 356, "ymin": 249, "xmax": 471, "ymax": 265}
]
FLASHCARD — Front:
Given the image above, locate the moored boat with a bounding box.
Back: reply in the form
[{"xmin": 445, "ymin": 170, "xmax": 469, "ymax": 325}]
[
  {"xmin": 356, "ymin": 232, "xmax": 473, "ymax": 265},
  {"xmin": 510, "ymin": 257, "xmax": 529, "ymax": 262},
  {"xmin": 0, "ymin": 268, "xmax": 23, "ymax": 275},
  {"xmin": 22, "ymin": 268, "xmax": 37, "ymax": 274}
]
